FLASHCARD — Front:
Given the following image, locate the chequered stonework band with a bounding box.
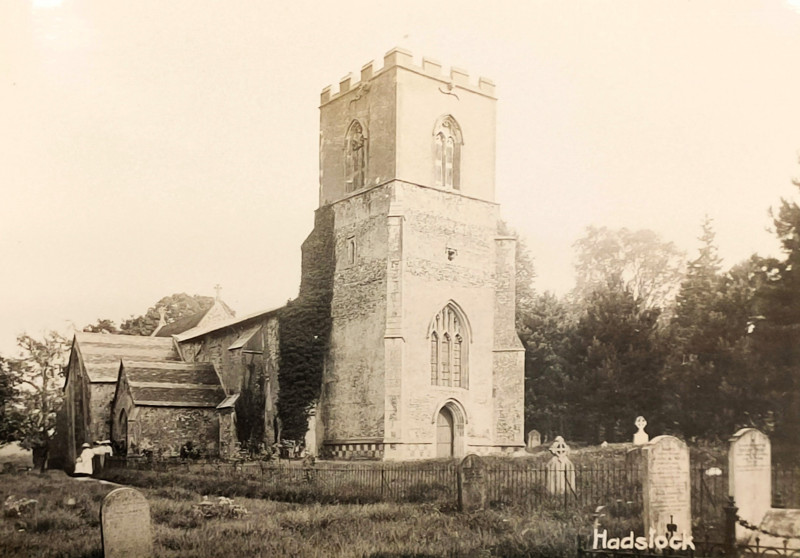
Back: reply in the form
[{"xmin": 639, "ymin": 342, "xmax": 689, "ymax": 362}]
[{"xmin": 321, "ymin": 442, "xmax": 385, "ymax": 460}]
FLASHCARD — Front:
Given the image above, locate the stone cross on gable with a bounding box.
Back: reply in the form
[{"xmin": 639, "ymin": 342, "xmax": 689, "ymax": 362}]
[
  {"xmin": 214, "ymin": 284, "xmax": 222, "ymax": 301},
  {"xmin": 550, "ymin": 436, "xmax": 570, "ymax": 459}
]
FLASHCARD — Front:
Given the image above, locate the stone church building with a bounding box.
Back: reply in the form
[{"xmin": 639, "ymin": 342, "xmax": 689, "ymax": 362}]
[{"xmin": 54, "ymin": 48, "xmax": 525, "ymax": 465}]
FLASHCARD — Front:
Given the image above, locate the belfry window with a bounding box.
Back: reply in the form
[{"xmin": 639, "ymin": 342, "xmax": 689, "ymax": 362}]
[
  {"xmin": 345, "ymin": 120, "xmax": 366, "ymax": 193},
  {"xmin": 429, "ymin": 303, "xmax": 469, "ymax": 388},
  {"xmin": 433, "ymin": 115, "xmax": 462, "ymax": 190}
]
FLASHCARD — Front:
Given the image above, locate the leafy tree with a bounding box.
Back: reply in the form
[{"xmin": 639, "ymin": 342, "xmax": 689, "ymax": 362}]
[
  {"xmin": 87, "ymin": 293, "xmax": 215, "ymax": 336},
  {"xmin": 82, "ymin": 318, "xmax": 119, "ymax": 334},
  {"xmin": 7, "ymin": 332, "xmax": 68, "ymax": 471},
  {"xmin": 569, "ymin": 282, "xmax": 668, "ymax": 443},
  {"xmin": 572, "ymin": 226, "xmax": 685, "ymax": 313},
  {"xmin": 0, "ymin": 356, "xmax": 26, "ymax": 446},
  {"xmin": 521, "ymin": 292, "xmax": 575, "ymax": 441}
]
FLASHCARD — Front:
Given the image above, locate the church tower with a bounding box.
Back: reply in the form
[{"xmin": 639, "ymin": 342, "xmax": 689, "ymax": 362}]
[{"xmin": 306, "ymin": 48, "xmax": 524, "ymax": 460}]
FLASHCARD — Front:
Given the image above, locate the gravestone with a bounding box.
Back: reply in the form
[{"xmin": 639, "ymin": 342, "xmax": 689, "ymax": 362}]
[
  {"xmin": 729, "ymin": 428, "xmax": 771, "ymax": 542},
  {"xmin": 458, "ymin": 454, "xmax": 487, "ymax": 512},
  {"xmin": 754, "ymin": 509, "xmax": 800, "ymax": 550},
  {"xmin": 633, "ymin": 416, "xmax": 649, "ymax": 445},
  {"xmin": 101, "ymin": 487, "xmax": 152, "ymax": 558},
  {"xmin": 546, "ymin": 436, "xmax": 575, "ymax": 495},
  {"xmin": 641, "ymin": 435, "xmax": 691, "ymax": 538},
  {"xmin": 527, "ymin": 429, "xmax": 541, "ymax": 449}
]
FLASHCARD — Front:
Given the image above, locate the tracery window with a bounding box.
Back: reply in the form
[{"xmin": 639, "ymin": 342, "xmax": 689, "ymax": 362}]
[
  {"xmin": 429, "ymin": 303, "xmax": 468, "ymax": 388},
  {"xmin": 345, "ymin": 120, "xmax": 366, "ymax": 193},
  {"xmin": 433, "ymin": 116, "xmax": 463, "ymax": 190}
]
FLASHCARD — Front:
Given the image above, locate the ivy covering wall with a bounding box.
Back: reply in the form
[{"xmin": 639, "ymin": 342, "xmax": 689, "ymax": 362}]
[
  {"xmin": 234, "ymin": 361, "xmax": 266, "ymax": 449},
  {"xmin": 277, "ymin": 207, "xmax": 335, "ymax": 440}
]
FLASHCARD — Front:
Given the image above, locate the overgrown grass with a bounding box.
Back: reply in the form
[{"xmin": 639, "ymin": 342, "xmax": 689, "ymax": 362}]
[
  {"xmin": 0, "ymin": 470, "xmax": 109, "ymax": 558},
  {"xmin": 0, "ymin": 469, "xmax": 607, "ymax": 557}
]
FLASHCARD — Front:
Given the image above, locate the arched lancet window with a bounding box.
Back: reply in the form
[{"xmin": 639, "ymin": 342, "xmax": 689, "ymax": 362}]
[
  {"xmin": 430, "ymin": 332, "xmax": 438, "ymax": 384},
  {"xmin": 428, "ymin": 303, "xmax": 469, "ymax": 388},
  {"xmin": 433, "ymin": 116, "xmax": 463, "ymax": 190},
  {"xmin": 119, "ymin": 408, "xmax": 128, "ymax": 454},
  {"xmin": 345, "ymin": 120, "xmax": 367, "ymax": 193}
]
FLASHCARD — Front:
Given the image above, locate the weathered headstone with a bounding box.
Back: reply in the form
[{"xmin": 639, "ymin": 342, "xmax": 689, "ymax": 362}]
[
  {"xmin": 526, "ymin": 429, "xmax": 541, "ymax": 449},
  {"xmin": 546, "ymin": 436, "xmax": 575, "ymax": 495},
  {"xmin": 729, "ymin": 428, "xmax": 771, "ymax": 542},
  {"xmin": 754, "ymin": 509, "xmax": 800, "ymax": 550},
  {"xmin": 633, "ymin": 416, "xmax": 649, "ymax": 445},
  {"xmin": 641, "ymin": 435, "xmax": 691, "ymax": 538},
  {"xmin": 458, "ymin": 454, "xmax": 487, "ymax": 512},
  {"xmin": 101, "ymin": 487, "xmax": 152, "ymax": 558}
]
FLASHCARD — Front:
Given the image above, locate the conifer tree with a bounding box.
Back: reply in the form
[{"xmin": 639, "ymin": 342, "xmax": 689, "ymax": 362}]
[
  {"xmin": 672, "ymin": 216, "xmax": 725, "ymax": 361},
  {"xmin": 748, "ymin": 173, "xmax": 800, "ymax": 441}
]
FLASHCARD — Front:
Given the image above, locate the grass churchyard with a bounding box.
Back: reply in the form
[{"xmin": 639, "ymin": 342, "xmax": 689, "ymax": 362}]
[
  {"xmin": 4, "ymin": 440, "xmax": 796, "ymax": 557},
  {"xmin": 1, "ymin": 468, "xmax": 596, "ymax": 557}
]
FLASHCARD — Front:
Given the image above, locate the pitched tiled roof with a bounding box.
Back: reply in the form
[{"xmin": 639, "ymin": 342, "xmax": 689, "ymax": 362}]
[
  {"xmin": 121, "ymin": 361, "xmax": 226, "ymax": 408},
  {"xmin": 174, "ymin": 305, "xmax": 282, "ymax": 342},
  {"xmin": 154, "ymin": 299, "xmax": 237, "ymax": 337},
  {"xmin": 74, "ymin": 332, "xmax": 180, "ymax": 383},
  {"xmin": 153, "ymin": 312, "xmax": 206, "ymax": 337}
]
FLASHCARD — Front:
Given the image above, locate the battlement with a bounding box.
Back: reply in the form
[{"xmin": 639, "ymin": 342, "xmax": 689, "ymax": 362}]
[{"xmin": 320, "ymin": 47, "xmax": 496, "ymax": 105}]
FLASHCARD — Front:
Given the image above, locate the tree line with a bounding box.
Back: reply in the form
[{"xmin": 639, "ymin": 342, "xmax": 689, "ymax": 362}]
[{"xmin": 518, "ymin": 178, "xmax": 800, "ymax": 447}]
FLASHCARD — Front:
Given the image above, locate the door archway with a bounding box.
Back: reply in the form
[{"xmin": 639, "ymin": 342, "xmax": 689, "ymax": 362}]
[{"xmin": 437, "ymin": 407, "xmax": 454, "ymax": 457}]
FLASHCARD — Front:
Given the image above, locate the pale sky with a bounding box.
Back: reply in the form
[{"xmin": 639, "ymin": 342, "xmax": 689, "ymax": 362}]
[{"xmin": 2, "ymin": 0, "xmax": 800, "ymax": 357}]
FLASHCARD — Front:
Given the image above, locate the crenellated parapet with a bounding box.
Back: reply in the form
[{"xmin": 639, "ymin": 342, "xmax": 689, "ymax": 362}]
[{"xmin": 320, "ymin": 47, "xmax": 496, "ymax": 105}]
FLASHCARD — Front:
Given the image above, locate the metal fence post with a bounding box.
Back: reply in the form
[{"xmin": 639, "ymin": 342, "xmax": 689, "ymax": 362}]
[{"xmin": 724, "ymin": 496, "xmax": 738, "ymax": 558}]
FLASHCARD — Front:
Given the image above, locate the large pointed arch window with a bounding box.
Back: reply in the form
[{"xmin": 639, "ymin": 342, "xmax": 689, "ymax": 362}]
[
  {"xmin": 433, "ymin": 116, "xmax": 463, "ymax": 190},
  {"xmin": 429, "ymin": 303, "xmax": 469, "ymax": 388},
  {"xmin": 345, "ymin": 120, "xmax": 367, "ymax": 193}
]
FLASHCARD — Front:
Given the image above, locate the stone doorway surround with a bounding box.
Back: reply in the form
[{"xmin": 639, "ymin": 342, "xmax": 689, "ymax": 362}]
[{"xmin": 432, "ymin": 399, "xmax": 466, "ymax": 458}]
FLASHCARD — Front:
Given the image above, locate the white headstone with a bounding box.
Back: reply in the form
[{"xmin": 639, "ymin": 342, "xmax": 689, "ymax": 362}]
[
  {"xmin": 101, "ymin": 487, "xmax": 152, "ymax": 558},
  {"xmin": 729, "ymin": 428, "xmax": 771, "ymax": 542},
  {"xmin": 546, "ymin": 436, "xmax": 575, "ymax": 495},
  {"xmin": 642, "ymin": 435, "xmax": 691, "ymax": 538},
  {"xmin": 633, "ymin": 416, "xmax": 649, "ymax": 445},
  {"xmin": 526, "ymin": 429, "xmax": 541, "ymax": 449}
]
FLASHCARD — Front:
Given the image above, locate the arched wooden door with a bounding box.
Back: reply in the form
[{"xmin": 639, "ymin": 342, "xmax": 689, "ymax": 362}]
[{"xmin": 436, "ymin": 407, "xmax": 455, "ymax": 458}]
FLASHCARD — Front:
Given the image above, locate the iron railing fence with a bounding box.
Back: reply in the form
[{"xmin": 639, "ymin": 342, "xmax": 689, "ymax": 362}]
[
  {"xmin": 481, "ymin": 464, "xmax": 644, "ymax": 512},
  {"xmin": 103, "ymin": 457, "xmax": 798, "ymax": 514}
]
